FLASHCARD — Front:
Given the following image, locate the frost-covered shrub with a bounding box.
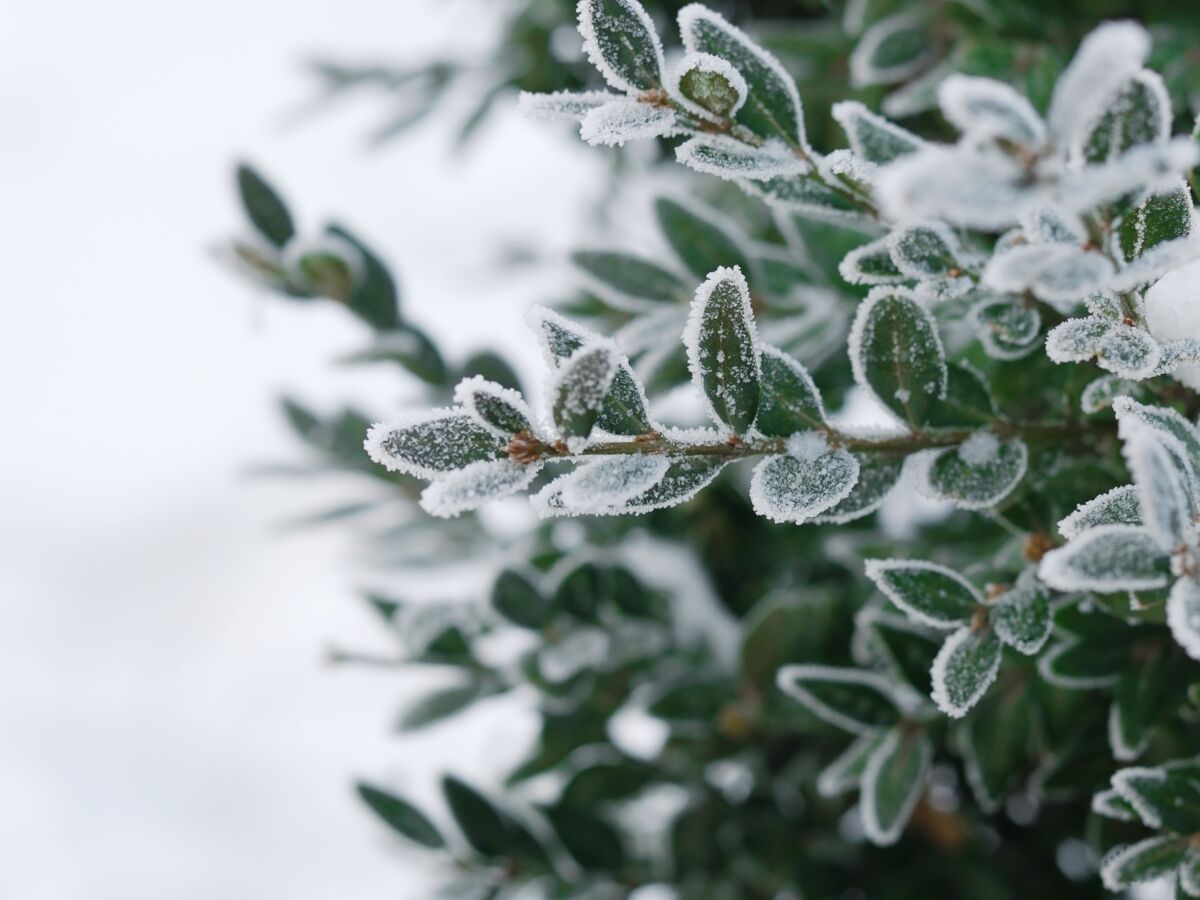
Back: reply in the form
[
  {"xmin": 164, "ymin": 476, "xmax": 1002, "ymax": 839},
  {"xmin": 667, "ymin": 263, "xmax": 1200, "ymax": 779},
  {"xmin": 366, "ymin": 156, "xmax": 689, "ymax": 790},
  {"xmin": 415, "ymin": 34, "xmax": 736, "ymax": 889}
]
[{"xmin": 226, "ymin": 1, "xmax": 1200, "ymax": 897}]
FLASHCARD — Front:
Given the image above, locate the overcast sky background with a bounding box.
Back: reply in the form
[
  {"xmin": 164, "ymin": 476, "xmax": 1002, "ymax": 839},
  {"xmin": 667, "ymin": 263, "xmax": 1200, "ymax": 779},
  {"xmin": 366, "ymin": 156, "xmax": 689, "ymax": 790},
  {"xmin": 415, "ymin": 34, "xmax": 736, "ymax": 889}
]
[{"xmin": 0, "ymin": 2, "xmax": 618, "ymax": 897}]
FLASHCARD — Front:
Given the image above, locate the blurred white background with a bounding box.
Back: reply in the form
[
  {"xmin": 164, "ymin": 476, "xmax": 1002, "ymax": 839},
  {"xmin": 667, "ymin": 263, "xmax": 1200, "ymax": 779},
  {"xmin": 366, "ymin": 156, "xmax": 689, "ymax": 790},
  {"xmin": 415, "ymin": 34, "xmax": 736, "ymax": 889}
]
[{"xmin": 0, "ymin": 1, "xmax": 610, "ymax": 897}]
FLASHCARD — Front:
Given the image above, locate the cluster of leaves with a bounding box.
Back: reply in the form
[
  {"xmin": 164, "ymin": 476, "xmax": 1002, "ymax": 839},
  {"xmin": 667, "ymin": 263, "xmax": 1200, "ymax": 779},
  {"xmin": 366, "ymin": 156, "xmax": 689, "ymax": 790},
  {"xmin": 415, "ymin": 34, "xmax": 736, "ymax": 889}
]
[{"xmin": 224, "ymin": 1, "xmax": 1200, "ymax": 898}]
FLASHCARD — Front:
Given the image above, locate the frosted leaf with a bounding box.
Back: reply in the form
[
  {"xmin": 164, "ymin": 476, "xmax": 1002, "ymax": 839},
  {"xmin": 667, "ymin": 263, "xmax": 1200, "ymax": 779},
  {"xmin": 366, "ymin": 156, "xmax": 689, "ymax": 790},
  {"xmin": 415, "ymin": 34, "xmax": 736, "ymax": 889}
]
[
  {"xmin": 1113, "ymin": 396, "xmax": 1200, "ymax": 480},
  {"xmin": 1065, "ymin": 138, "xmax": 1200, "ymax": 215},
  {"xmin": 1145, "ymin": 259, "xmax": 1200, "ymax": 390},
  {"xmin": 535, "ymin": 456, "xmax": 727, "ymax": 517},
  {"xmin": 887, "ymin": 220, "xmax": 964, "ymax": 279},
  {"xmin": 838, "ymin": 234, "xmax": 905, "ymax": 286},
  {"xmin": 580, "ymin": 99, "xmax": 676, "ymax": 147},
  {"xmin": 971, "ymin": 297, "xmax": 1041, "ymax": 360},
  {"xmin": 365, "ymin": 409, "xmax": 506, "ymax": 478},
  {"xmin": 570, "ymin": 249, "xmax": 686, "ymax": 308},
  {"xmin": 990, "ymin": 575, "xmax": 1052, "ymax": 655},
  {"xmin": 453, "ymin": 376, "xmax": 536, "ymax": 438},
  {"xmin": 749, "ymin": 443, "xmax": 860, "ymax": 524},
  {"xmin": 1047, "ymin": 21, "xmax": 1150, "ymax": 146},
  {"xmin": 814, "ymin": 452, "xmax": 906, "ymax": 524},
  {"xmin": 654, "ymin": 195, "xmax": 755, "ymax": 283},
  {"xmin": 863, "ymin": 558, "xmax": 982, "ymax": 630},
  {"xmin": 915, "ymin": 433, "xmax": 1028, "ymax": 510},
  {"xmin": 577, "ymin": 0, "xmax": 665, "ymax": 94},
  {"xmin": 1078, "ymin": 69, "xmax": 1170, "ymax": 164},
  {"xmin": 832, "ymin": 100, "xmax": 925, "ymax": 165},
  {"xmin": 1182, "ymin": 850, "xmax": 1200, "ymax": 899},
  {"xmin": 1118, "ymin": 182, "xmax": 1194, "ymax": 263},
  {"xmin": 1100, "ymin": 836, "xmax": 1189, "ymax": 893},
  {"xmin": 881, "ymin": 58, "xmax": 954, "ymax": 119},
  {"xmin": 740, "ymin": 173, "xmax": 868, "ymax": 224},
  {"xmin": 850, "ymin": 11, "xmax": 932, "ymax": 88},
  {"xmin": 1091, "ymin": 787, "xmax": 1139, "ymax": 822},
  {"xmin": 675, "ymin": 135, "xmax": 807, "ymax": 181},
  {"xmin": 1081, "ymin": 374, "xmax": 1134, "ymax": 414},
  {"xmin": 860, "ymin": 726, "xmax": 932, "ymax": 847},
  {"xmin": 418, "ymin": 460, "xmax": 541, "ymax": 518},
  {"xmin": 684, "ymin": 265, "xmax": 762, "ymax": 433},
  {"xmin": 1045, "ymin": 316, "xmax": 1162, "ymax": 379},
  {"xmin": 848, "ymin": 287, "xmax": 947, "ymax": 428},
  {"xmin": 816, "ymin": 730, "xmax": 888, "ymax": 798},
  {"xmin": 549, "ymin": 340, "xmax": 621, "ymax": 441},
  {"xmin": 937, "ymin": 75, "xmax": 1045, "ymax": 146},
  {"xmin": 753, "ymin": 345, "xmax": 826, "ymax": 436},
  {"xmin": 930, "ymin": 626, "xmax": 1002, "ymax": 718},
  {"xmin": 1167, "ymin": 577, "xmax": 1200, "ymax": 662},
  {"xmin": 1038, "ymin": 636, "xmax": 1122, "ymax": 690},
  {"xmin": 518, "ymin": 90, "xmax": 621, "ymax": 122},
  {"xmin": 678, "ymin": 4, "xmax": 808, "ymax": 148},
  {"xmin": 1112, "ymin": 760, "xmax": 1200, "ymax": 831},
  {"xmin": 1023, "ymin": 206, "xmax": 1086, "ymax": 244},
  {"xmin": 1057, "ymin": 484, "xmax": 1142, "ymax": 540},
  {"xmin": 554, "ymin": 455, "xmax": 672, "ymax": 515},
  {"xmin": 820, "ymin": 148, "xmax": 878, "ymax": 193},
  {"xmin": 983, "ymin": 243, "xmax": 1113, "ymax": 307},
  {"xmin": 1109, "ymin": 235, "xmax": 1200, "ymax": 293},
  {"xmin": 775, "ymin": 663, "xmax": 904, "ymax": 734},
  {"xmin": 1119, "ymin": 417, "xmax": 1197, "ymax": 553},
  {"xmin": 1086, "ymin": 290, "xmax": 1126, "ymax": 319},
  {"xmin": 1038, "ymin": 523, "xmax": 1169, "ymax": 592},
  {"xmin": 666, "ymin": 51, "xmax": 747, "ymax": 120}
]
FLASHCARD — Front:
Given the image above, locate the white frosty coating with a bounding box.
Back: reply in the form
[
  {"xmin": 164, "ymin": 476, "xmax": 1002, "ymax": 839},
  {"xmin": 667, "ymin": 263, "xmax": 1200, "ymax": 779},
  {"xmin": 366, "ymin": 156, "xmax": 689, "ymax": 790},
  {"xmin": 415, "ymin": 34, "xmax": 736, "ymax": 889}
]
[
  {"xmin": 930, "ymin": 627, "xmax": 1001, "ymax": 718},
  {"xmin": 556, "ymin": 455, "xmax": 672, "ymax": 514},
  {"xmin": 1038, "ymin": 523, "xmax": 1169, "ymax": 593},
  {"xmin": 983, "ymin": 243, "xmax": 1114, "ymax": 308},
  {"xmin": 863, "ymin": 558, "xmax": 982, "ymax": 630},
  {"xmin": 860, "ymin": 726, "xmax": 931, "ymax": 847},
  {"xmin": 677, "ymin": 3, "xmax": 809, "ymax": 149},
  {"xmin": 786, "ymin": 431, "xmax": 829, "ymax": 461},
  {"xmin": 1110, "ymin": 234, "xmax": 1200, "ymax": 293},
  {"xmin": 517, "ymin": 89, "xmax": 622, "ymax": 122},
  {"xmin": 453, "ymin": 375, "xmax": 537, "ymax": 439},
  {"xmin": 838, "ymin": 234, "xmax": 904, "ymax": 286},
  {"xmin": 1045, "ymin": 316, "xmax": 1162, "ymax": 380},
  {"xmin": 1047, "ymin": 21, "xmax": 1150, "ymax": 145},
  {"xmin": 675, "ymin": 134, "xmax": 807, "ymax": 182},
  {"xmin": 1065, "ymin": 138, "xmax": 1200, "ymax": 214},
  {"xmin": 531, "ymin": 457, "xmax": 728, "ymax": 518},
  {"xmin": 1145, "ymin": 258, "xmax": 1200, "ymax": 390},
  {"xmin": 580, "ymin": 100, "xmax": 676, "ymax": 147},
  {"xmin": 576, "ymin": 0, "xmax": 665, "ymax": 95},
  {"xmin": 364, "ymin": 407, "xmax": 500, "ymax": 479},
  {"xmin": 1100, "ymin": 835, "xmax": 1184, "ymax": 892},
  {"xmin": 665, "ymin": 51, "xmax": 748, "ymax": 120},
  {"xmin": 958, "ymin": 430, "xmax": 999, "ymax": 466},
  {"xmin": 775, "ymin": 663, "xmax": 901, "ymax": 735},
  {"xmin": 682, "ymin": 265, "xmax": 762, "ymax": 431},
  {"xmin": 1024, "ymin": 205, "xmax": 1087, "ymax": 244},
  {"xmin": 886, "ymin": 218, "xmax": 964, "ymax": 279},
  {"xmin": 748, "ymin": 447, "xmax": 860, "ymax": 525},
  {"xmin": 831, "ymin": 100, "xmax": 926, "ymax": 164},
  {"xmin": 418, "ymin": 459, "xmax": 541, "ymax": 518},
  {"xmin": 816, "ymin": 730, "xmax": 884, "ymax": 798},
  {"xmin": 875, "ymin": 145, "xmax": 1030, "ymax": 230},
  {"xmin": 914, "ymin": 437, "xmax": 1028, "ymax": 511},
  {"xmin": 1077, "ymin": 68, "xmax": 1171, "ymax": 165},
  {"xmin": 849, "ymin": 10, "xmax": 932, "ymax": 89},
  {"xmin": 1037, "ymin": 637, "xmax": 1121, "ymax": 690},
  {"xmin": 1119, "ymin": 417, "xmax": 1194, "ymax": 553},
  {"xmin": 819, "ymin": 148, "xmax": 879, "ymax": 189},
  {"xmin": 1081, "ymin": 374, "xmax": 1133, "ymax": 414},
  {"xmin": 1091, "ymin": 787, "xmax": 1137, "ymax": 822},
  {"xmin": 1057, "ymin": 483, "xmax": 1142, "ymax": 539},
  {"xmin": 971, "ymin": 296, "xmax": 1042, "ymax": 361},
  {"xmin": 937, "ymin": 75, "xmax": 1045, "ymax": 146},
  {"xmin": 1168, "ymin": 577, "xmax": 1200, "ymax": 662},
  {"xmin": 990, "ymin": 576, "xmax": 1052, "ymax": 655},
  {"xmin": 526, "ymin": 304, "xmax": 603, "ymax": 368},
  {"xmin": 546, "ymin": 338, "xmax": 621, "ymax": 441},
  {"xmin": 1108, "ymin": 699, "xmax": 1150, "ymax": 763}
]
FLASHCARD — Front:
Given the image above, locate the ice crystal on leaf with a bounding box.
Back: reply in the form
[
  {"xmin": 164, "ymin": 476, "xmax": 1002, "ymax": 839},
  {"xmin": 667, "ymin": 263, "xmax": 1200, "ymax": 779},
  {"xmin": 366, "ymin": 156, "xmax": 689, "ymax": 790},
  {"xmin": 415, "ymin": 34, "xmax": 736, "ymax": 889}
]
[
  {"xmin": 1038, "ymin": 523, "xmax": 1169, "ymax": 592},
  {"xmin": 517, "ymin": 90, "xmax": 621, "ymax": 122},
  {"xmin": 365, "ymin": 409, "xmax": 506, "ymax": 479},
  {"xmin": 749, "ymin": 440, "xmax": 859, "ymax": 524},
  {"xmin": 666, "ymin": 51, "xmax": 747, "ymax": 120},
  {"xmin": 576, "ymin": 0, "xmax": 665, "ymax": 95},
  {"xmin": 580, "ymin": 100, "xmax": 676, "ymax": 146},
  {"xmin": 419, "ymin": 460, "xmax": 541, "ymax": 519},
  {"xmin": 930, "ymin": 625, "xmax": 1001, "ymax": 718},
  {"xmin": 684, "ymin": 265, "xmax": 761, "ymax": 433}
]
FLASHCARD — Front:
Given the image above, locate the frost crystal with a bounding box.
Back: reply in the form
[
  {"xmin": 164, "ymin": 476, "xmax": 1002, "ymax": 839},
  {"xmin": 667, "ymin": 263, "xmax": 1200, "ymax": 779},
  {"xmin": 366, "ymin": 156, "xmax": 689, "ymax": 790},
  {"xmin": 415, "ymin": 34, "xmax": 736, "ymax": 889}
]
[
  {"xmin": 666, "ymin": 51, "xmax": 748, "ymax": 120},
  {"xmin": 548, "ymin": 340, "xmax": 621, "ymax": 441},
  {"xmin": 832, "ymin": 101, "xmax": 925, "ymax": 165},
  {"xmin": 1119, "ymin": 417, "xmax": 1196, "ymax": 553},
  {"xmin": 1167, "ymin": 577, "xmax": 1200, "ymax": 662},
  {"xmin": 1047, "ymin": 21, "xmax": 1150, "ymax": 146},
  {"xmin": 365, "ymin": 408, "xmax": 506, "ymax": 478},
  {"xmin": 1100, "ymin": 835, "xmax": 1187, "ymax": 893},
  {"xmin": 1057, "ymin": 484, "xmax": 1142, "ymax": 539},
  {"xmin": 533, "ymin": 456, "xmax": 727, "ymax": 518},
  {"xmin": 863, "ymin": 558, "xmax": 981, "ymax": 630},
  {"xmin": 983, "ymin": 244, "xmax": 1113, "ymax": 308},
  {"xmin": 454, "ymin": 375, "xmax": 536, "ymax": 438},
  {"xmin": 915, "ymin": 435, "xmax": 1027, "ymax": 510},
  {"xmin": 937, "ymin": 75, "xmax": 1045, "ymax": 146},
  {"xmin": 990, "ymin": 576, "xmax": 1051, "ymax": 655},
  {"xmin": 930, "ymin": 626, "xmax": 1002, "ymax": 718},
  {"xmin": 675, "ymin": 135, "xmax": 807, "ymax": 181},
  {"xmin": 517, "ymin": 90, "xmax": 621, "ymax": 122},
  {"xmin": 419, "ymin": 460, "xmax": 541, "ymax": 518},
  {"xmin": 557, "ymin": 455, "xmax": 672, "ymax": 514},
  {"xmin": 576, "ymin": 0, "xmax": 665, "ymax": 95},
  {"xmin": 887, "ymin": 219, "xmax": 964, "ymax": 279},
  {"xmin": 1045, "ymin": 317, "xmax": 1162, "ymax": 380},
  {"xmin": 1038, "ymin": 523, "xmax": 1169, "ymax": 592},
  {"xmin": 957, "ymin": 430, "xmax": 998, "ymax": 466},
  {"xmin": 580, "ymin": 100, "xmax": 676, "ymax": 147},
  {"xmin": 749, "ymin": 445, "xmax": 859, "ymax": 524}
]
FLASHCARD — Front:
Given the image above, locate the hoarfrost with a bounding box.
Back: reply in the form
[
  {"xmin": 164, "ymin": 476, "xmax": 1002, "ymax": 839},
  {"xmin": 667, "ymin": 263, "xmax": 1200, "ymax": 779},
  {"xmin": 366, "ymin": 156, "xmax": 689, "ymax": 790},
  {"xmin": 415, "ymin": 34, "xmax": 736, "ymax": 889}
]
[
  {"xmin": 1045, "ymin": 317, "xmax": 1162, "ymax": 380},
  {"xmin": 887, "ymin": 219, "xmax": 964, "ymax": 279},
  {"xmin": 1100, "ymin": 836, "xmax": 1186, "ymax": 893},
  {"xmin": 775, "ymin": 663, "xmax": 903, "ymax": 735},
  {"xmin": 365, "ymin": 408, "xmax": 506, "ymax": 478},
  {"xmin": 749, "ymin": 446, "xmax": 859, "ymax": 524},
  {"xmin": 1119, "ymin": 417, "xmax": 1195, "ymax": 553},
  {"xmin": 1048, "ymin": 21, "xmax": 1150, "ymax": 146},
  {"xmin": 683, "ymin": 265, "xmax": 762, "ymax": 432},
  {"xmin": 454, "ymin": 375, "xmax": 536, "ymax": 438},
  {"xmin": 930, "ymin": 626, "xmax": 1002, "ymax": 718},
  {"xmin": 938, "ymin": 75, "xmax": 1045, "ymax": 146},
  {"xmin": 547, "ymin": 340, "xmax": 621, "ymax": 440},
  {"xmin": 863, "ymin": 558, "xmax": 981, "ymax": 630},
  {"xmin": 850, "ymin": 11, "xmax": 932, "ymax": 88},
  {"xmin": 557, "ymin": 455, "xmax": 672, "ymax": 514},
  {"xmin": 577, "ymin": 0, "xmax": 665, "ymax": 94},
  {"xmin": 838, "ymin": 234, "xmax": 904, "ymax": 286},
  {"xmin": 990, "ymin": 575, "xmax": 1052, "ymax": 655},
  {"xmin": 831, "ymin": 100, "xmax": 926, "ymax": 165},
  {"xmin": 580, "ymin": 99, "xmax": 676, "ymax": 147},
  {"xmin": 1038, "ymin": 523, "xmax": 1169, "ymax": 592},
  {"xmin": 860, "ymin": 726, "xmax": 932, "ymax": 847},
  {"xmin": 957, "ymin": 430, "xmax": 998, "ymax": 466},
  {"xmin": 1057, "ymin": 484, "xmax": 1142, "ymax": 540},
  {"xmin": 518, "ymin": 90, "xmax": 621, "ymax": 122},
  {"xmin": 418, "ymin": 460, "xmax": 541, "ymax": 518},
  {"xmin": 915, "ymin": 435, "xmax": 1027, "ymax": 510},
  {"xmin": 983, "ymin": 243, "xmax": 1113, "ymax": 308},
  {"xmin": 666, "ymin": 51, "xmax": 748, "ymax": 120},
  {"xmin": 1167, "ymin": 577, "xmax": 1200, "ymax": 661},
  {"xmin": 675, "ymin": 135, "xmax": 807, "ymax": 181}
]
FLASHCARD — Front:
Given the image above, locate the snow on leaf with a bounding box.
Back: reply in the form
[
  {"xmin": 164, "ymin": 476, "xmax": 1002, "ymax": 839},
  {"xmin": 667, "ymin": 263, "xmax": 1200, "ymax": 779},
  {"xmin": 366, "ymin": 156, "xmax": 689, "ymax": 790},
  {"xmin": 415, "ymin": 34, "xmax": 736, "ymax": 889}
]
[
  {"xmin": 1145, "ymin": 259, "xmax": 1200, "ymax": 390},
  {"xmin": 838, "ymin": 233, "xmax": 905, "ymax": 286},
  {"xmin": 580, "ymin": 99, "xmax": 676, "ymax": 147},
  {"xmin": 454, "ymin": 376, "xmax": 536, "ymax": 438},
  {"xmin": 1038, "ymin": 636, "xmax": 1124, "ymax": 690},
  {"xmin": 1045, "ymin": 316, "xmax": 1162, "ymax": 379},
  {"xmin": 990, "ymin": 575, "xmax": 1052, "ymax": 655},
  {"xmin": 419, "ymin": 460, "xmax": 541, "ymax": 518},
  {"xmin": 753, "ymin": 345, "xmax": 826, "ymax": 436},
  {"xmin": 816, "ymin": 730, "xmax": 888, "ymax": 798},
  {"xmin": 557, "ymin": 455, "xmax": 672, "ymax": 514},
  {"xmin": 887, "ymin": 219, "xmax": 964, "ymax": 279},
  {"xmin": 749, "ymin": 440, "xmax": 859, "ymax": 524},
  {"xmin": 571, "ymin": 249, "xmax": 687, "ymax": 308},
  {"xmin": 860, "ymin": 725, "xmax": 932, "ymax": 847},
  {"xmin": 549, "ymin": 340, "xmax": 621, "ymax": 442},
  {"xmin": 1119, "ymin": 416, "xmax": 1197, "ymax": 553},
  {"xmin": 915, "ymin": 433, "xmax": 1027, "ymax": 510},
  {"xmin": 534, "ymin": 456, "xmax": 727, "ymax": 517},
  {"xmin": 518, "ymin": 90, "xmax": 622, "ymax": 122},
  {"xmin": 937, "ymin": 75, "xmax": 1045, "ymax": 146},
  {"xmin": 775, "ymin": 663, "xmax": 904, "ymax": 734},
  {"xmin": 863, "ymin": 558, "xmax": 982, "ymax": 630},
  {"xmin": 1024, "ymin": 206, "xmax": 1087, "ymax": 244},
  {"xmin": 666, "ymin": 51, "xmax": 747, "ymax": 119},
  {"xmin": 814, "ymin": 453, "xmax": 906, "ymax": 524},
  {"xmin": 983, "ymin": 243, "xmax": 1114, "ymax": 308},
  {"xmin": 1118, "ymin": 182, "xmax": 1194, "ymax": 263},
  {"xmin": 1167, "ymin": 577, "xmax": 1200, "ymax": 662},
  {"xmin": 848, "ymin": 287, "xmax": 947, "ymax": 428},
  {"xmin": 1066, "ymin": 138, "xmax": 1200, "ymax": 216},
  {"xmin": 931, "ymin": 626, "xmax": 1002, "ymax": 718},
  {"xmin": 576, "ymin": 0, "xmax": 665, "ymax": 94},
  {"xmin": 832, "ymin": 100, "xmax": 925, "ymax": 165},
  {"xmin": 1038, "ymin": 523, "xmax": 1170, "ymax": 592},
  {"xmin": 850, "ymin": 11, "xmax": 932, "ymax": 88},
  {"xmin": 678, "ymin": 4, "xmax": 808, "ymax": 148},
  {"xmin": 1100, "ymin": 836, "xmax": 1189, "ymax": 893},
  {"xmin": 1048, "ymin": 21, "xmax": 1150, "ymax": 147},
  {"xmin": 365, "ymin": 409, "xmax": 507, "ymax": 478},
  {"xmin": 684, "ymin": 265, "xmax": 762, "ymax": 433},
  {"xmin": 675, "ymin": 134, "xmax": 807, "ymax": 182},
  {"xmin": 1058, "ymin": 484, "xmax": 1143, "ymax": 540},
  {"xmin": 972, "ymin": 296, "xmax": 1042, "ymax": 360},
  {"xmin": 1113, "ymin": 396, "xmax": 1200, "ymax": 480},
  {"xmin": 1078, "ymin": 69, "xmax": 1170, "ymax": 164}
]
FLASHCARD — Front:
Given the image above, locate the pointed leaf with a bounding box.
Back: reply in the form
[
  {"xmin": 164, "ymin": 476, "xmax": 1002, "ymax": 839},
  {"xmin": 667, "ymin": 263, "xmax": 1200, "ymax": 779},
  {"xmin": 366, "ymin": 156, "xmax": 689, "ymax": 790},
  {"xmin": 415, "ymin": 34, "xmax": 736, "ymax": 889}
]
[
  {"xmin": 685, "ymin": 266, "xmax": 761, "ymax": 432},
  {"xmin": 365, "ymin": 410, "xmax": 506, "ymax": 478},
  {"xmin": 860, "ymin": 726, "xmax": 932, "ymax": 846},
  {"xmin": 550, "ymin": 342, "xmax": 621, "ymax": 442},
  {"xmin": 864, "ymin": 559, "xmax": 982, "ymax": 630},
  {"xmin": 931, "ymin": 626, "xmax": 1002, "ymax": 718},
  {"xmin": 655, "ymin": 196, "xmax": 754, "ymax": 283},
  {"xmin": 357, "ymin": 783, "xmax": 446, "ymax": 849},
  {"xmin": 776, "ymin": 664, "xmax": 905, "ymax": 734},
  {"xmin": 236, "ymin": 163, "xmax": 294, "ymax": 249},
  {"xmin": 577, "ymin": 0, "xmax": 665, "ymax": 93}
]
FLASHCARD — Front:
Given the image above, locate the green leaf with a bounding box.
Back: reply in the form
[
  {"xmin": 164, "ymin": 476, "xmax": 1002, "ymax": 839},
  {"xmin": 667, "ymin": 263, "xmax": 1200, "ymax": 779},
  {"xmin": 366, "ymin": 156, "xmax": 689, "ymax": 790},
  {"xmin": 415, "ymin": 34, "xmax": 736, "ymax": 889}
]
[
  {"xmin": 442, "ymin": 776, "xmax": 511, "ymax": 857},
  {"xmin": 973, "ymin": 297, "xmax": 1042, "ymax": 360},
  {"xmin": 454, "ymin": 377, "xmax": 533, "ymax": 437},
  {"xmin": 888, "ymin": 221, "xmax": 963, "ymax": 279},
  {"xmin": 655, "ymin": 196, "xmax": 754, "ymax": 283},
  {"xmin": 1120, "ymin": 183, "xmax": 1193, "ymax": 262},
  {"xmin": 776, "ymin": 664, "xmax": 904, "ymax": 734},
  {"xmin": 861, "ymin": 726, "xmax": 933, "ymax": 846},
  {"xmin": 1082, "ymin": 70, "xmax": 1170, "ymax": 163},
  {"xmin": 1039, "ymin": 637, "xmax": 1130, "ymax": 689},
  {"xmin": 839, "ymin": 234, "xmax": 906, "ymax": 286},
  {"xmin": 861, "ymin": 610, "xmax": 940, "ymax": 697},
  {"xmin": 1113, "ymin": 761, "xmax": 1200, "ymax": 833},
  {"xmin": 357, "ymin": 782, "xmax": 446, "ymax": 849},
  {"xmin": 341, "ymin": 326, "xmax": 447, "ymax": 386},
  {"xmin": 920, "ymin": 363, "xmax": 996, "ymax": 429},
  {"xmin": 1038, "ymin": 524, "xmax": 1171, "ymax": 593},
  {"xmin": 491, "ymin": 569, "xmax": 551, "ymax": 629},
  {"xmin": 649, "ymin": 676, "xmax": 734, "ymax": 721},
  {"xmin": 1058, "ymin": 484, "xmax": 1143, "ymax": 539},
  {"xmin": 959, "ymin": 682, "xmax": 1033, "ymax": 812},
  {"xmin": 551, "ymin": 342, "xmax": 620, "ymax": 441},
  {"xmin": 292, "ymin": 247, "xmax": 354, "ymax": 301},
  {"xmin": 990, "ymin": 578, "xmax": 1051, "ymax": 655},
  {"xmin": 749, "ymin": 444, "xmax": 860, "ymax": 524},
  {"xmin": 849, "ymin": 289, "xmax": 947, "ymax": 427},
  {"xmin": 918, "ymin": 433, "xmax": 1028, "ymax": 510},
  {"xmin": 864, "ymin": 559, "xmax": 982, "ymax": 630},
  {"xmin": 851, "ymin": 11, "xmax": 933, "ymax": 87},
  {"xmin": 553, "ymin": 562, "xmax": 609, "ymax": 621},
  {"xmin": 814, "ymin": 453, "xmax": 905, "ymax": 524},
  {"xmin": 561, "ymin": 762, "xmax": 656, "ymax": 808},
  {"xmin": 1110, "ymin": 648, "xmax": 1176, "ymax": 760},
  {"xmin": 236, "ymin": 163, "xmax": 294, "ymax": 249},
  {"xmin": 685, "ymin": 266, "xmax": 761, "ymax": 433},
  {"xmin": 931, "ymin": 626, "xmax": 1002, "ymax": 718},
  {"xmin": 365, "ymin": 411, "xmax": 506, "ymax": 478},
  {"xmin": 753, "ymin": 345, "xmax": 826, "ymax": 436},
  {"xmin": 832, "ymin": 101, "xmax": 925, "ymax": 165},
  {"xmin": 398, "ymin": 682, "xmax": 484, "ymax": 731},
  {"xmin": 578, "ymin": 0, "xmax": 664, "ymax": 93},
  {"xmin": 1101, "ymin": 835, "xmax": 1189, "ymax": 892},
  {"xmin": 571, "ymin": 250, "xmax": 686, "ymax": 306},
  {"xmin": 742, "ymin": 174, "xmax": 865, "ymax": 222},
  {"xmin": 816, "ymin": 730, "xmax": 889, "ymax": 797},
  {"xmin": 676, "ymin": 56, "xmax": 744, "ymax": 117},
  {"xmin": 544, "ymin": 804, "xmax": 626, "ymax": 871},
  {"xmin": 325, "ymin": 224, "xmax": 402, "ymax": 331}
]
